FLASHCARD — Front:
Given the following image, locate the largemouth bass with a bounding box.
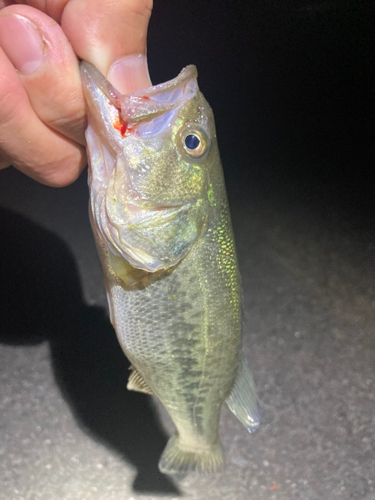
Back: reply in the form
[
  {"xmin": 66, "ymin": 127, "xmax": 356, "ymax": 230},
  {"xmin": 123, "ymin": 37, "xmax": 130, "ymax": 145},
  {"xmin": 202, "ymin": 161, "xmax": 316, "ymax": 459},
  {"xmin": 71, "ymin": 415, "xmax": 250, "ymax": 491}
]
[{"xmin": 80, "ymin": 62, "xmax": 260, "ymax": 474}]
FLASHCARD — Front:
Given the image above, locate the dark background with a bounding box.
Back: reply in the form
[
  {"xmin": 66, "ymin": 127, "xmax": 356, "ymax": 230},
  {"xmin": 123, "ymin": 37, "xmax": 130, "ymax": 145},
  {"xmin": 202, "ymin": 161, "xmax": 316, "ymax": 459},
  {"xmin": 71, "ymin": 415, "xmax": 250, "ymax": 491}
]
[{"xmin": 148, "ymin": 0, "xmax": 374, "ymax": 219}]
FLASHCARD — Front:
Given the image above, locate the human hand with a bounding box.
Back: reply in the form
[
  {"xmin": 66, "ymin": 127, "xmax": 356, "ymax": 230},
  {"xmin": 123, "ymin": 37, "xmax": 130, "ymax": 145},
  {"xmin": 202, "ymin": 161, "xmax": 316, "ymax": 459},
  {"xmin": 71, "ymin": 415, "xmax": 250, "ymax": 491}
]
[{"xmin": 0, "ymin": 0, "xmax": 152, "ymax": 186}]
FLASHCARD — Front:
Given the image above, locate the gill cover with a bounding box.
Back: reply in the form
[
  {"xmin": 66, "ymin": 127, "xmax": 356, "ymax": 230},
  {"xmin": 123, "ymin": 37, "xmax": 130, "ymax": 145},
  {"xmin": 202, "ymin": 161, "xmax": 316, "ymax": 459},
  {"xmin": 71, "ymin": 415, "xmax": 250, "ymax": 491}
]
[{"xmin": 81, "ymin": 62, "xmax": 214, "ymax": 272}]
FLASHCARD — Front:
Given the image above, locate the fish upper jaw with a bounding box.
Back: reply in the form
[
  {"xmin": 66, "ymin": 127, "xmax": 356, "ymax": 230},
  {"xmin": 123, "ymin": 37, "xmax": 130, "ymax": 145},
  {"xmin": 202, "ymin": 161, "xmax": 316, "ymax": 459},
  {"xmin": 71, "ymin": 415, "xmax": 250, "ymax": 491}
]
[{"xmin": 119, "ymin": 65, "xmax": 198, "ymax": 126}]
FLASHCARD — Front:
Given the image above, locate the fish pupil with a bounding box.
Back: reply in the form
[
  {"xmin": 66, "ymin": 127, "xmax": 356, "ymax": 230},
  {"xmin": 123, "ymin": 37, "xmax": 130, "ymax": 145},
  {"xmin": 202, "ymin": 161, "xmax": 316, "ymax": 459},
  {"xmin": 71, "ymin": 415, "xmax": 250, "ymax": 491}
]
[{"xmin": 185, "ymin": 134, "xmax": 200, "ymax": 150}]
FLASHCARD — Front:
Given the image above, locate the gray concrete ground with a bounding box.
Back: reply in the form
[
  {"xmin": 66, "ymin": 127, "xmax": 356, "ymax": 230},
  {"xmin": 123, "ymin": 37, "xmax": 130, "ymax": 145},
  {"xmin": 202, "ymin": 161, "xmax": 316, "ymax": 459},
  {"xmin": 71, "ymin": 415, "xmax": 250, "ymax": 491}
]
[{"xmin": 0, "ymin": 167, "xmax": 374, "ymax": 500}]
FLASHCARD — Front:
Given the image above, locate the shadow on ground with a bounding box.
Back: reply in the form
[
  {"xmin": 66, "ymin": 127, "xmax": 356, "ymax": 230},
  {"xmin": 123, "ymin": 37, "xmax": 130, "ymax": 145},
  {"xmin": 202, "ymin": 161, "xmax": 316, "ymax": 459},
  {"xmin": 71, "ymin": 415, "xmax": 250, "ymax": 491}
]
[{"xmin": 0, "ymin": 207, "xmax": 180, "ymax": 496}]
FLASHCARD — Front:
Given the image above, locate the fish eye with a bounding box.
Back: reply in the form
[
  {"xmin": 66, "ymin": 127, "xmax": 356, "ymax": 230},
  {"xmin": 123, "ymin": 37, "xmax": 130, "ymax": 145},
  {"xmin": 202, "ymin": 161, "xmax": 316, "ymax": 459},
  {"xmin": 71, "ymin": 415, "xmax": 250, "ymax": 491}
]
[
  {"xmin": 185, "ymin": 134, "xmax": 200, "ymax": 150},
  {"xmin": 180, "ymin": 127, "xmax": 209, "ymax": 158}
]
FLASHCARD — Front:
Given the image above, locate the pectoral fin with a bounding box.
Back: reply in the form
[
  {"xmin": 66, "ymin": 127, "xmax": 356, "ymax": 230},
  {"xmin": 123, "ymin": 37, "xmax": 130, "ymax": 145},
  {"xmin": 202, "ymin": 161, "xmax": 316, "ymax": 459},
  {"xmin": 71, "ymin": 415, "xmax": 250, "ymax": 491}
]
[
  {"xmin": 108, "ymin": 252, "xmax": 147, "ymax": 287},
  {"xmin": 226, "ymin": 357, "xmax": 261, "ymax": 433},
  {"xmin": 127, "ymin": 367, "xmax": 153, "ymax": 395}
]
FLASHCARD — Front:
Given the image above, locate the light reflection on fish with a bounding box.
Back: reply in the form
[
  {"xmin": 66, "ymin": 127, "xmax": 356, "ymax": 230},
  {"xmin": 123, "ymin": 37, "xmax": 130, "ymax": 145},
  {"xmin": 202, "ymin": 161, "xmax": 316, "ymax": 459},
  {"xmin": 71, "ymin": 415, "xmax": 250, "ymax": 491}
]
[{"xmin": 80, "ymin": 62, "xmax": 260, "ymax": 474}]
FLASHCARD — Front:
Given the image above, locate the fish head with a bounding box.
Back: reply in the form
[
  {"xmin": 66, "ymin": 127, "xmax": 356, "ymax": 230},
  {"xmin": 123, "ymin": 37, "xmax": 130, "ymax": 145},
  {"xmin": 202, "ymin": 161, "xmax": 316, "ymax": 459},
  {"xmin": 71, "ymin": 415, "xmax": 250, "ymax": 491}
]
[{"xmin": 81, "ymin": 63, "xmax": 219, "ymax": 273}]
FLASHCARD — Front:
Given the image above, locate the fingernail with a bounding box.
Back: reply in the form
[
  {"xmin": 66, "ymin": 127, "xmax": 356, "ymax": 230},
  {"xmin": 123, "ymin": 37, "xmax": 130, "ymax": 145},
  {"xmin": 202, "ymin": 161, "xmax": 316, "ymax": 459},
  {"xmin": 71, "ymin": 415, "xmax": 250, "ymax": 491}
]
[
  {"xmin": 0, "ymin": 14, "xmax": 46, "ymax": 75},
  {"xmin": 108, "ymin": 54, "xmax": 152, "ymax": 94}
]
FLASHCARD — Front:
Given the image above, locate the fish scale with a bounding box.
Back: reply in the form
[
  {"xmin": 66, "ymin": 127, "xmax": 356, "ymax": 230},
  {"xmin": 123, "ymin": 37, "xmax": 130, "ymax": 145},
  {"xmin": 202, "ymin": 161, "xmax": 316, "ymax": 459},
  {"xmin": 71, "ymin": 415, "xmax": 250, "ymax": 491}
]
[{"xmin": 80, "ymin": 62, "xmax": 261, "ymax": 474}]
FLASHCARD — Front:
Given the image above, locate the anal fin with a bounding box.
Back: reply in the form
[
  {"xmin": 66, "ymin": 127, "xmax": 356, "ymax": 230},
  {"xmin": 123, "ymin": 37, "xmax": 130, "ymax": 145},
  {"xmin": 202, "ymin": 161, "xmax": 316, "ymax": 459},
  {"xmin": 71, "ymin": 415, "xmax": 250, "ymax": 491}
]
[
  {"xmin": 226, "ymin": 357, "xmax": 261, "ymax": 433},
  {"xmin": 127, "ymin": 366, "xmax": 153, "ymax": 395}
]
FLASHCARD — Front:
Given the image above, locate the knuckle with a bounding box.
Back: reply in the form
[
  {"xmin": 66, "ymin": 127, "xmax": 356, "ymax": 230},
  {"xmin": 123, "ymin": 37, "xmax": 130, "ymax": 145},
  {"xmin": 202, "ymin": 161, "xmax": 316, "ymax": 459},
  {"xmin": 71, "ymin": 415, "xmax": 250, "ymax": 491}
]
[
  {"xmin": 47, "ymin": 113, "xmax": 87, "ymax": 144},
  {"xmin": 41, "ymin": 148, "xmax": 87, "ymax": 187},
  {"xmin": 10, "ymin": 143, "xmax": 86, "ymax": 187},
  {"xmin": 34, "ymin": 90, "xmax": 87, "ymax": 144}
]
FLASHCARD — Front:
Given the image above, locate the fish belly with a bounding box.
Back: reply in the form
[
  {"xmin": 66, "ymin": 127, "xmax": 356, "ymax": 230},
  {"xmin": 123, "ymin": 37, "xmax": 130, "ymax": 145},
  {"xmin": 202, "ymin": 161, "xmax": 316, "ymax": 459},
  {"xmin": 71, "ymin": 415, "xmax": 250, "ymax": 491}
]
[{"xmin": 113, "ymin": 219, "xmax": 240, "ymax": 413}]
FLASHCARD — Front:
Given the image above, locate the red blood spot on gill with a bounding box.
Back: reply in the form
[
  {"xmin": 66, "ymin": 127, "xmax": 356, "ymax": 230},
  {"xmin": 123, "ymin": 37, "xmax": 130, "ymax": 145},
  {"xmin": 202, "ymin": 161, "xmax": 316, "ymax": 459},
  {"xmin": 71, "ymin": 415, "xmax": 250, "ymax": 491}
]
[
  {"xmin": 140, "ymin": 95, "xmax": 150, "ymax": 100},
  {"xmin": 120, "ymin": 123, "xmax": 127, "ymax": 136},
  {"xmin": 113, "ymin": 116, "xmax": 131, "ymax": 137},
  {"xmin": 108, "ymin": 100, "xmax": 133, "ymax": 137}
]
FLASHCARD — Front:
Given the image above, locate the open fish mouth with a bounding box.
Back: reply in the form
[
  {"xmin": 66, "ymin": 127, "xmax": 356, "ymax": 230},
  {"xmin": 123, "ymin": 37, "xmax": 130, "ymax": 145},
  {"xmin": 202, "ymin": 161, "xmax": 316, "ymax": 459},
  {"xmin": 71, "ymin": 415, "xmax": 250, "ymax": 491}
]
[{"xmin": 80, "ymin": 62, "xmax": 199, "ymax": 143}]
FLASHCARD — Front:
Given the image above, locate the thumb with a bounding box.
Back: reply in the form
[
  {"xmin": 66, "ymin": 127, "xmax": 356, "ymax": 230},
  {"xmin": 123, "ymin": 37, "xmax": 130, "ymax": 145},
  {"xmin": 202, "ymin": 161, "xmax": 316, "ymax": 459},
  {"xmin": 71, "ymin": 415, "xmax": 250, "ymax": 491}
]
[{"xmin": 61, "ymin": 0, "xmax": 152, "ymax": 94}]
